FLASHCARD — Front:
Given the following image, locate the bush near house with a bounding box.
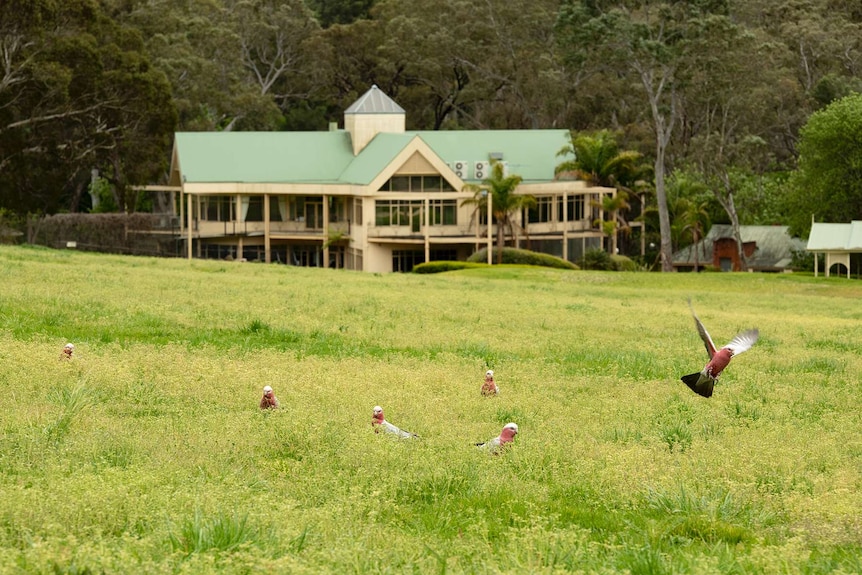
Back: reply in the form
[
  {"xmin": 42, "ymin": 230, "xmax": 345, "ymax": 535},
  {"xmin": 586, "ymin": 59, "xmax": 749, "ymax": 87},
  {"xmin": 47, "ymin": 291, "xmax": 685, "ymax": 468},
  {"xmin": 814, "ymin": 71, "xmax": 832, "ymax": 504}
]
[
  {"xmin": 466, "ymin": 247, "xmax": 579, "ymax": 270},
  {"xmin": 412, "ymin": 261, "xmax": 488, "ymax": 274}
]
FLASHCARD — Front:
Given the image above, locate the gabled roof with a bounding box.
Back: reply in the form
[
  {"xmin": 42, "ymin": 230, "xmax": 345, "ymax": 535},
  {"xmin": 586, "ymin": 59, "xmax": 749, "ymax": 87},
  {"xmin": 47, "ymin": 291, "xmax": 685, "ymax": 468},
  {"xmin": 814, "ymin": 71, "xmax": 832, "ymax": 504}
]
[
  {"xmin": 173, "ymin": 129, "xmax": 574, "ymax": 186},
  {"xmin": 806, "ymin": 221, "xmax": 862, "ymax": 251},
  {"xmin": 672, "ymin": 225, "xmax": 805, "ymax": 270},
  {"xmin": 344, "ymin": 85, "xmax": 405, "ymax": 115}
]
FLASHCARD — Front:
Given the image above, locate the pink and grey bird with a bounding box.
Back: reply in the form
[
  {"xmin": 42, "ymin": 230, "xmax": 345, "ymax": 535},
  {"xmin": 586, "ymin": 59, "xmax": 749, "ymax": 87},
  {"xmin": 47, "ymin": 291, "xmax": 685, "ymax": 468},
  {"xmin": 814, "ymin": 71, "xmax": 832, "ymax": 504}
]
[
  {"xmin": 259, "ymin": 385, "xmax": 280, "ymax": 409},
  {"xmin": 372, "ymin": 406, "xmax": 419, "ymax": 439},
  {"xmin": 681, "ymin": 300, "xmax": 759, "ymax": 398},
  {"xmin": 480, "ymin": 369, "xmax": 499, "ymax": 397},
  {"xmin": 476, "ymin": 422, "xmax": 518, "ymax": 454},
  {"xmin": 59, "ymin": 343, "xmax": 74, "ymax": 360}
]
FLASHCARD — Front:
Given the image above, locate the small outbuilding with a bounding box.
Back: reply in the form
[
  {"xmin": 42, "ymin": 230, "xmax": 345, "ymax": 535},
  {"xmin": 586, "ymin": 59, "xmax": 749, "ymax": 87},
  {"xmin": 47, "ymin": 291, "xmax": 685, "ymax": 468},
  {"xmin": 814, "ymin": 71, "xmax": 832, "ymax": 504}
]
[
  {"xmin": 672, "ymin": 225, "xmax": 805, "ymax": 272},
  {"xmin": 805, "ymin": 221, "xmax": 862, "ymax": 278}
]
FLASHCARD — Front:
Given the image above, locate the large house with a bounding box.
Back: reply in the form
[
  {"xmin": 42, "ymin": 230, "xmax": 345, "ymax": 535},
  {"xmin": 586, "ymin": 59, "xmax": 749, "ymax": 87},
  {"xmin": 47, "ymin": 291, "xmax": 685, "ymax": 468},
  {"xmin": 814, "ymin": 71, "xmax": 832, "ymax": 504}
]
[{"xmin": 163, "ymin": 86, "xmax": 615, "ymax": 272}]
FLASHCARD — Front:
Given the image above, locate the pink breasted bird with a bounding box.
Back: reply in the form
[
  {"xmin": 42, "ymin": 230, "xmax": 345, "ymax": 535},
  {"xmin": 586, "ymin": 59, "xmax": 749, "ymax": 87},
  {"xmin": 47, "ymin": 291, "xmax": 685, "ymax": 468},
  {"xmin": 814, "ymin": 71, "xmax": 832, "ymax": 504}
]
[
  {"xmin": 259, "ymin": 385, "xmax": 280, "ymax": 409},
  {"xmin": 480, "ymin": 369, "xmax": 499, "ymax": 396},
  {"xmin": 59, "ymin": 343, "xmax": 74, "ymax": 360},
  {"xmin": 372, "ymin": 406, "xmax": 419, "ymax": 439},
  {"xmin": 681, "ymin": 300, "xmax": 759, "ymax": 398},
  {"xmin": 476, "ymin": 422, "xmax": 518, "ymax": 454}
]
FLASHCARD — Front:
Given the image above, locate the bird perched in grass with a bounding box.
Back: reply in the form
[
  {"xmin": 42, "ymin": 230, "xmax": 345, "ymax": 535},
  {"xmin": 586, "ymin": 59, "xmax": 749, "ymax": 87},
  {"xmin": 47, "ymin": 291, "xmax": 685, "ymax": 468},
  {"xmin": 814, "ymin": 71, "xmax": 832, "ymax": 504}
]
[
  {"xmin": 59, "ymin": 343, "xmax": 74, "ymax": 360},
  {"xmin": 372, "ymin": 406, "xmax": 419, "ymax": 439},
  {"xmin": 259, "ymin": 385, "xmax": 280, "ymax": 409},
  {"xmin": 481, "ymin": 369, "xmax": 499, "ymax": 396},
  {"xmin": 681, "ymin": 300, "xmax": 759, "ymax": 398},
  {"xmin": 476, "ymin": 422, "xmax": 518, "ymax": 454}
]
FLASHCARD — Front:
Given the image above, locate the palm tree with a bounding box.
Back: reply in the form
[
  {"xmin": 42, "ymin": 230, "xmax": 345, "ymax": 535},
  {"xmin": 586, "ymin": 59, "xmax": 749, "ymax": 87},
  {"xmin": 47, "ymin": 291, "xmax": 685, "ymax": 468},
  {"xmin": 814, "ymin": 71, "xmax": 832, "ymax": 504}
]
[
  {"xmin": 462, "ymin": 161, "xmax": 535, "ymax": 264},
  {"xmin": 556, "ymin": 130, "xmax": 651, "ymax": 254}
]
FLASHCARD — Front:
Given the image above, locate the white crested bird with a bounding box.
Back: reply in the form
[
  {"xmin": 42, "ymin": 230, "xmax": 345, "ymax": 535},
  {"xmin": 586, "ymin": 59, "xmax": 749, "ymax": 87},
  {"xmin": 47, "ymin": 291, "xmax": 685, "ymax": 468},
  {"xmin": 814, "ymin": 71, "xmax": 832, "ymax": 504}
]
[
  {"xmin": 681, "ymin": 300, "xmax": 759, "ymax": 398},
  {"xmin": 372, "ymin": 406, "xmax": 419, "ymax": 439},
  {"xmin": 481, "ymin": 369, "xmax": 499, "ymax": 396},
  {"xmin": 476, "ymin": 422, "xmax": 518, "ymax": 454}
]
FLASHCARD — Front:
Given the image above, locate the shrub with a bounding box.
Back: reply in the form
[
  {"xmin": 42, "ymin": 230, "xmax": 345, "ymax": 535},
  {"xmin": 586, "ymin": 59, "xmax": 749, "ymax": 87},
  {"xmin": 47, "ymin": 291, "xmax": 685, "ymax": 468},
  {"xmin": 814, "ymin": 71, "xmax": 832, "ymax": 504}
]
[
  {"xmin": 610, "ymin": 254, "xmax": 640, "ymax": 271},
  {"xmin": 412, "ymin": 261, "xmax": 487, "ymax": 274},
  {"xmin": 580, "ymin": 248, "xmax": 613, "ymax": 270},
  {"xmin": 466, "ymin": 247, "xmax": 578, "ymax": 270}
]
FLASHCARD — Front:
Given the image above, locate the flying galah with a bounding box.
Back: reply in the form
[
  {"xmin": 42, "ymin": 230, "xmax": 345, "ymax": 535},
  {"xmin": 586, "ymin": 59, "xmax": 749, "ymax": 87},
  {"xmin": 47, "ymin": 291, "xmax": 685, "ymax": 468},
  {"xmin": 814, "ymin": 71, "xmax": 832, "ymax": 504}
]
[
  {"xmin": 476, "ymin": 422, "xmax": 518, "ymax": 454},
  {"xmin": 372, "ymin": 406, "xmax": 419, "ymax": 439},
  {"xmin": 481, "ymin": 369, "xmax": 499, "ymax": 396},
  {"xmin": 681, "ymin": 300, "xmax": 759, "ymax": 398},
  {"xmin": 259, "ymin": 385, "xmax": 280, "ymax": 409}
]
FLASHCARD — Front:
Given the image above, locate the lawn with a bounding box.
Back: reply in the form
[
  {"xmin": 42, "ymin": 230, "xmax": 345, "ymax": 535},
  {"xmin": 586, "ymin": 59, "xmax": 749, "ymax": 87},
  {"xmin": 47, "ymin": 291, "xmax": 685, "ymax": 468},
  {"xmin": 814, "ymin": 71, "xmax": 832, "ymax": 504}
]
[{"xmin": 0, "ymin": 245, "xmax": 860, "ymax": 574}]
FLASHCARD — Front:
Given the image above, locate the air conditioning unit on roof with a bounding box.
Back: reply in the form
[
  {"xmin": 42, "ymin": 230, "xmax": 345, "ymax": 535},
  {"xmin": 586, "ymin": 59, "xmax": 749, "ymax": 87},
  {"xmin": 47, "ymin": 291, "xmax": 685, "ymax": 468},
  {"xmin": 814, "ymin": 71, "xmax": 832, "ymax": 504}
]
[
  {"xmin": 474, "ymin": 160, "xmax": 491, "ymax": 180},
  {"xmin": 452, "ymin": 160, "xmax": 468, "ymax": 179}
]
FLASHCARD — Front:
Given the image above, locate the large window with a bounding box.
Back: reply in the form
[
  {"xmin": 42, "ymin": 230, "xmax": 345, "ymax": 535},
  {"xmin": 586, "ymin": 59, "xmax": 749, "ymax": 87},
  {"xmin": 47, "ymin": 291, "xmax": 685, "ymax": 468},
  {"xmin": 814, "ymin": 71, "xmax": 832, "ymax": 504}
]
[
  {"xmin": 204, "ymin": 196, "xmax": 233, "ymax": 222},
  {"xmin": 429, "ymin": 199, "xmax": 457, "ymax": 226},
  {"xmin": 527, "ymin": 196, "xmax": 554, "ymax": 223},
  {"xmin": 392, "ymin": 249, "xmax": 459, "ymax": 273},
  {"xmin": 558, "ymin": 196, "xmax": 586, "ymax": 221},
  {"xmin": 380, "ymin": 175, "xmax": 455, "ymax": 192},
  {"xmin": 375, "ymin": 200, "xmax": 424, "ymax": 226}
]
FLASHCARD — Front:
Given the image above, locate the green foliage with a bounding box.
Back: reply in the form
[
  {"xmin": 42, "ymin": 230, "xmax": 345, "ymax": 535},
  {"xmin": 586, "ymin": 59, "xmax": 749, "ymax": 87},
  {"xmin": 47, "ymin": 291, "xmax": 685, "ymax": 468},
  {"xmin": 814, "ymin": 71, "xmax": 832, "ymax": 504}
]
[
  {"xmin": 411, "ymin": 261, "xmax": 487, "ymax": 274},
  {"xmin": 580, "ymin": 248, "xmax": 613, "ymax": 270},
  {"xmin": 466, "ymin": 247, "xmax": 578, "ymax": 269},
  {"xmin": 787, "ymin": 93, "xmax": 862, "ymax": 237},
  {"xmin": 168, "ymin": 510, "xmax": 268, "ymax": 555}
]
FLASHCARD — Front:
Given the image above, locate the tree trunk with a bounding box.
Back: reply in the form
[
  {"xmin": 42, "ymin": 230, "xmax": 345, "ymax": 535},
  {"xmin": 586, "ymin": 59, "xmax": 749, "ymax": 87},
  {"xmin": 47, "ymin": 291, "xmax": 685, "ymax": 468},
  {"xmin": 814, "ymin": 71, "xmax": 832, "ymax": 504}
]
[{"xmin": 718, "ymin": 173, "xmax": 747, "ymax": 271}]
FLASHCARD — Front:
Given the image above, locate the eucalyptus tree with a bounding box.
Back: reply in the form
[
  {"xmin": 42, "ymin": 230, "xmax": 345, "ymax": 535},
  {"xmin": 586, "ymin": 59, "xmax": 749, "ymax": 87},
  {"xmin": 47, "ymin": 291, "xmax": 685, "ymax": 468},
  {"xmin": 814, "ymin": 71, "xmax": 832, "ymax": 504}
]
[
  {"xmin": 0, "ymin": 0, "xmax": 175, "ymax": 214},
  {"xmin": 461, "ymin": 161, "xmax": 534, "ymax": 264},
  {"xmin": 556, "ymin": 0, "xmax": 733, "ymax": 271}
]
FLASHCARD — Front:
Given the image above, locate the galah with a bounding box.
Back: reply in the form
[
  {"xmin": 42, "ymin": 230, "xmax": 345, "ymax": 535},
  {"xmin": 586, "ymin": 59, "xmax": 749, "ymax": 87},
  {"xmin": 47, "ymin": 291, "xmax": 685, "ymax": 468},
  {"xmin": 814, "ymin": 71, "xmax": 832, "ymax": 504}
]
[
  {"xmin": 372, "ymin": 406, "xmax": 419, "ymax": 439},
  {"xmin": 59, "ymin": 343, "xmax": 74, "ymax": 360},
  {"xmin": 481, "ymin": 369, "xmax": 499, "ymax": 396},
  {"xmin": 476, "ymin": 422, "xmax": 518, "ymax": 454},
  {"xmin": 259, "ymin": 385, "xmax": 280, "ymax": 409},
  {"xmin": 681, "ymin": 300, "xmax": 759, "ymax": 398}
]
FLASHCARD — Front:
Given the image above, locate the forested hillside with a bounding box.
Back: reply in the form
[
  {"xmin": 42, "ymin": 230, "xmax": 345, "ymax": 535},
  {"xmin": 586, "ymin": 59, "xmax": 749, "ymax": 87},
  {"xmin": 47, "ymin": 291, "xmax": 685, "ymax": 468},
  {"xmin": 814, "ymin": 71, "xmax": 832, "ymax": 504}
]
[{"xmin": 2, "ymin": 0, "xmax": 861, "ymax": 247}]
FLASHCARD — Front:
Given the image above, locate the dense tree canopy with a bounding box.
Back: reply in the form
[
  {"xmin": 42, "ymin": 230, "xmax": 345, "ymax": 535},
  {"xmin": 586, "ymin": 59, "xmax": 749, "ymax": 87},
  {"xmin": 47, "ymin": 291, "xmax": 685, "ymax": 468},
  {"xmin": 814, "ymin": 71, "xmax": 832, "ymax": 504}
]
[{"xmin": 1, "ymin": 0, "xmax": 860, "ymax": 264}]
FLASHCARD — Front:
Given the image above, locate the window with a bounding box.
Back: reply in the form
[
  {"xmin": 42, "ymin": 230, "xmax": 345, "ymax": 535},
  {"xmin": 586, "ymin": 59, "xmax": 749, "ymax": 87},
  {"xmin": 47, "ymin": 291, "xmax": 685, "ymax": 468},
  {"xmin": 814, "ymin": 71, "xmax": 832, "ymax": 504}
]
[
  {"xmin": 429, "ymin": 199, "xmax": 457, "ymax": 225},
  {"xmin": 245, "ymin": 196, "xmax": 263, "ymax": 222},
  {"xmin": 380, "ymin": 175, "xmax": 451, "ymax": 193},
  {"xmin": 375, "ymin": 200, "xmax": 424, "ymax": 226},
  {"xmin": 204, "ymin": 196, "xmax": 233, "ymax": 222},
  {"xmin": 354, "ymin": 198, "xmax": 363, "ymax": 226},
  {"xmin": 328, "ymin": 196, "xmax": 345, "ymax": 222},
  {"xmin": 527, "ymin": 196, "xmax": 554, "ymax": 223},
  {"xmin": 558, "ymin": 196, "xmax": 586, "ymax": 221}
]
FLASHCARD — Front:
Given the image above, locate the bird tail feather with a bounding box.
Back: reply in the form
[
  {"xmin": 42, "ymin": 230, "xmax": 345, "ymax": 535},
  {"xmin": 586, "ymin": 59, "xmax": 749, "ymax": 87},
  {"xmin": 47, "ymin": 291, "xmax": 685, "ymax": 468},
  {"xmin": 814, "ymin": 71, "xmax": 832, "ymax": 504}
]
[{"xmin": 681, "ymin": 372, "xmax": 715, "ymax": 398}]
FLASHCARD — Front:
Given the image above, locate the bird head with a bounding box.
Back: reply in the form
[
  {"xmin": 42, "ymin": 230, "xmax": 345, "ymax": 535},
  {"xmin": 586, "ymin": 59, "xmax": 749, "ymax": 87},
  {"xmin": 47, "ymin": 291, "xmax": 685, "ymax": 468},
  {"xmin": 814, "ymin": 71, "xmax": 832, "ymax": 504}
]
[
  {"xmin": 263, "ymin": 385, "xmax": 273, "ymax": 396},
  {"xmin": 485, "ymin": 370, "xmax": 494, "ymax": 379},
  {"xmin": 500, "ymin": 422, "xmax": 518, "ymax": 441},
  {"xmin": 372, "ymin": 406, "xmax": 384, "ymax": 422}
]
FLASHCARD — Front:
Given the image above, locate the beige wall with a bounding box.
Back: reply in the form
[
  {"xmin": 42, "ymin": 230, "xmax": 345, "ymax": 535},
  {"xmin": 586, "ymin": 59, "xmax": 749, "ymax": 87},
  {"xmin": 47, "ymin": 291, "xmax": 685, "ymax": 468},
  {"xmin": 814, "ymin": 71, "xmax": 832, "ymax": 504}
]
[{"xmin": 345, "ymin": 113, "xmax": 406, "ymax": 155}]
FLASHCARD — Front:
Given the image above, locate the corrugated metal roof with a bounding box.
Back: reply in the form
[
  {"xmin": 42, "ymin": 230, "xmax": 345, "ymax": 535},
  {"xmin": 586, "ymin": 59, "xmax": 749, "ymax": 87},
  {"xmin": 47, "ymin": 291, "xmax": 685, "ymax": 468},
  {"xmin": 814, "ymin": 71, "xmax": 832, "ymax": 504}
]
[
  {"xmin": 174, "ymin": 129, "xmax": 574, "ymax": 185},
  {"xmin": 672, "ymin": 225, "xmax": 805, "ymax": 270},
  {"xmin": 175, "ymin": 131, "xmax": 356, "ymax": 183},
  {"xmin": 807, "ymin": 221, "xmax": 862, "ymax": 250},
  {"xmin": 344, "ymin": 85, "xmax": 406, "ymax": 115}
]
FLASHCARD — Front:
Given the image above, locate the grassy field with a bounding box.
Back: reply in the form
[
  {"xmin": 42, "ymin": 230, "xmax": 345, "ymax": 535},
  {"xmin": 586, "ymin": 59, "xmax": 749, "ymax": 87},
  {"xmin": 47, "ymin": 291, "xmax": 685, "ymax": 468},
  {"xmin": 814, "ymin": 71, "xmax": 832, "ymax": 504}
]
[{"xmin": 0, "ymin": 244, "xmax": 860, "ymax": 574}]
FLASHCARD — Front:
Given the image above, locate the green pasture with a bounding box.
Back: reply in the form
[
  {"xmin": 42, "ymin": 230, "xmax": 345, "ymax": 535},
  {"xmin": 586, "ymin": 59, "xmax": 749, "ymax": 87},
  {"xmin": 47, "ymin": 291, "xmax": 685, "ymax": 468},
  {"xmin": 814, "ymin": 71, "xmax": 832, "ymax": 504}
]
[{"xmin": 0, "ymin": 245, "xmax": 860, "ymax": 574}]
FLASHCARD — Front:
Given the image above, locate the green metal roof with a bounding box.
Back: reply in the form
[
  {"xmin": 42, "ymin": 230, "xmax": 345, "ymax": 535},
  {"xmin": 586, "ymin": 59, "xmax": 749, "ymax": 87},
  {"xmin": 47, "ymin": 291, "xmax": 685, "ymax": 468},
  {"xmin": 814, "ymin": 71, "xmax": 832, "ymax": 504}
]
[
  {"xmin": 174, "ymin": 128, "xmax": 574, "ymax": 186},
  {"xmin": 806, "ymin": 221, "xmax": 862, "ymax": 251},
  {"xmin": 175, "ymin": 131, "xmax": 356, "ymax": 184}
]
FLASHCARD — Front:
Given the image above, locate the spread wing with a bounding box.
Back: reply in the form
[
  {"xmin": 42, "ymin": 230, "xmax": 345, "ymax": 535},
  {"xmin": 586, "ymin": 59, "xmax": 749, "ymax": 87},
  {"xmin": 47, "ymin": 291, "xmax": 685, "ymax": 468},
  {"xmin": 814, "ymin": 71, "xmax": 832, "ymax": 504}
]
[
  {"xmin": 688, "ymin": 299, "xmax": 716, "ymax": 359},
  {"xmin": 724, "ymin": 329, "xmax": 759, "ymax": 356}
]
